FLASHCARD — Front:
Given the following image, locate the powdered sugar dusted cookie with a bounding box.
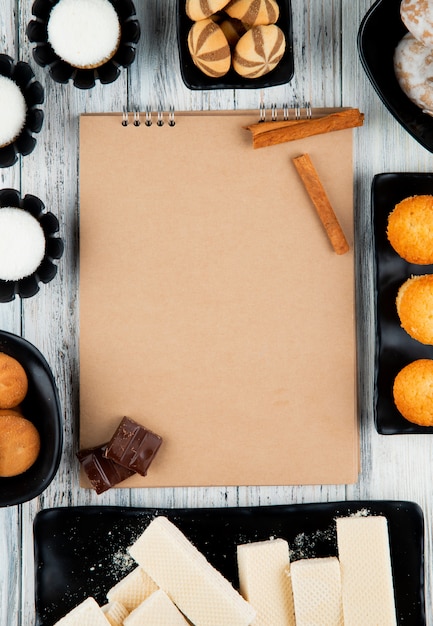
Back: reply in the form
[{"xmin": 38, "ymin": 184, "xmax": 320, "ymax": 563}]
[
  {"xmin": 0, "ymin": 76, "xmax": 27, "ymax": 148},
  {"xmin": 47, "ymin": 0, "xmax": 121, "ymax": 69},
  {"xmin": 394, "ymin": 32, "xmax": 433, "ymax": 113},
  {"xmin": 401, "ymin": 0, "xmax": 433, "ymax": 48}
]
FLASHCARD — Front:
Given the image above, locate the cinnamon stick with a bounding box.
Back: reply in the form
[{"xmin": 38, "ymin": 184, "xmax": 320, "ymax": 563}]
[
  {"xmin": 292, "ymin": 153, "xmax": 349, "ymax": 255},
  {"xmin": 246, "ymin": 108, "xmax": 364, "ymax": 149}
]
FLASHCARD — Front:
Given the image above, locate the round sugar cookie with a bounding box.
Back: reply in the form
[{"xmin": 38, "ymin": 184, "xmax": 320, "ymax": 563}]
[
  {"xmin": 393, "ymin": 359, "xmax": 433, "ymax": 426},
  {"xmin": 47, "ymin": 0, "xmax": 121, "ymax": 69},
  {"xmin": 387, "ymin": 195, "xmax": 433, "ymax": 264},
  {"xmin": 396, "ymin": 274, "xmax": 433, "ymax": 344},
  {"xmin": 0, "ymin": 411, "xmax": 40, "ymax": 477},
  {"xmin": 401, "ymin": 0, "xmax": 433, "ymax": 48},
  {"xmin": 0, "ymin": 352, "xmax": 28, "ymax": 409},
  {"xmin": 394, "ymin": 32, "xmax": 433, "ymax": 114},
  {"xmin": 0, "ymin": 75, "xmax": 27, "ymax": 148}
]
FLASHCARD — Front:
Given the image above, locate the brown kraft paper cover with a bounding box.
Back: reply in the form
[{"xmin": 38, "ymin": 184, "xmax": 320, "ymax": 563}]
[{"xmin": 79, "ymin": 110, "xmax": 359, "ymax": 487}]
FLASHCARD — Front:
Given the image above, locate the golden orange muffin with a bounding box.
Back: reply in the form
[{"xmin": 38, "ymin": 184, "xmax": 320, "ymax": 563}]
[
  {"xmin": 396, "ymin": 275, "xmax": 433, "ymax": 343},
  {"xmin": 393, "ymin": 359, "xmax": 433, "ymax": 426},
  {"xmin": 0, "ymin": 411, "xmax": 40, "ymax": 476},
  {"xmin": 0, "ymin": 352, "xmax": 28, "ymax": 408},
  {"xmin": 387, "ymin": 195, "xmax": 433, "ymax": 264}
]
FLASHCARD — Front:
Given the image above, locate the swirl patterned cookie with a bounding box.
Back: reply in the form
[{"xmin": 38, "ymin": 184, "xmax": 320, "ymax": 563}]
[{"xmin": 233, "ymin": 24, "xmax": 286, "ymax": 78}]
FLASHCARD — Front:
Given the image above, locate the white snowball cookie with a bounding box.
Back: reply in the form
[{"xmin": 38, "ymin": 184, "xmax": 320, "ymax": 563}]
[
  {"xmin": 401, "ymin": 0, "xmax": 433, "ymax": 48},
  {"xmin": 0, "ymin": 208, "xmax": 46, "ymax": 281},
  {"xmin": 394, "ymin": 32, "xmax": 433, "ymax": 113},
  {"xmin": 47, "ymin": 0, "xmax": 121, "ymax": 69},
  {"xmin": 0, "ymin": 76, "xmax": 27, "ymax": 148}
]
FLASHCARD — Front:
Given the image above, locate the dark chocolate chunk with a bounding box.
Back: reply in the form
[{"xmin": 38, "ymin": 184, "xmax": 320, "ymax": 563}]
[
  {"xmin": 76, "ymin": 443, "xmax": 135, "ymax": 494},
  {"xmin": 104, "ymin": 416, "xmax": 163, "ymax": 476}
]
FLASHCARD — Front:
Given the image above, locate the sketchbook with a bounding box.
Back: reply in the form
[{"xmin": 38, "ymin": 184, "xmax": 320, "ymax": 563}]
[{"xmin": 79, "ymin": 107, "xmax": 359, "ymax": 488}]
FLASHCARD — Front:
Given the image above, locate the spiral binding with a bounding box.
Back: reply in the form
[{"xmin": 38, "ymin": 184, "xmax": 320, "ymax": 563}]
[
  {"xmin": 259, "ymin": 102, "xmax": 312, "ymax": 122},
  {"xmin": 121, "ymin": 106, "xmax": 176, "ymax": 127},
  {"xmin": 121, "ymin": 103, "xmax": 313, "ymax": 126}
]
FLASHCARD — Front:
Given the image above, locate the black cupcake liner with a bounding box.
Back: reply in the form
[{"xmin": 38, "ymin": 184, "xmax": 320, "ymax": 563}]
[
  {"xmin": 0, "ymin": 189, "xmax": 64, "ymax": 302},
  {"xmin": 0, "ymin": 54, "xmax": 44, "ymax": 167},
  {"xmin": 27, "ymin": 0, "xmax": 141, "ymax": 89}
]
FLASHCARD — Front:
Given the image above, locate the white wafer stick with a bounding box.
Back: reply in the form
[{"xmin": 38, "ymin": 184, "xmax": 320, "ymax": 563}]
[
  {"xmin": 128, "ymin": 516, "xmax": 256, "ymax": 626},
  {"xmin": 290, "ymin": 557, "xmax": 343, "ymax": 625},
  {"xmin": 237, "ymin": 538, "xmax": 295, "ymax": 625},
  {"xmin": 336, "ymin": 515, "xmax": 397, "ymax": 625}
]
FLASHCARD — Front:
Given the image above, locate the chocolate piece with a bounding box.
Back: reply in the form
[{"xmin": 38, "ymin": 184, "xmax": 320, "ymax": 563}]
[
  {"xmin": 77, "ymin": 443, "xmax": 135, "ymax": 494},
  {"xmin": 104, "ymin": 416, "xmax": 163, "ymax": 476}
]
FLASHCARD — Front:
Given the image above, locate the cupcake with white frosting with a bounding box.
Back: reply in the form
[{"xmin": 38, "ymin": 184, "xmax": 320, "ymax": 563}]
[
  {"xmin": 0, "ymin": 54, "xmax": 44, "ymax": 167},
  {"xmin": 0, "ymin": 76, "xmax": 27, "ymax": 149},
  {"xmin": 27, "ymin": 0, "xmax": 140, "ymax": 88},
  {"xmin": 47, "ymin": 0, "xmax": 121, "ymax": 69},
  {"xmin": 0, "ymin": 189, "xmax": 64, "ymax": 302}
]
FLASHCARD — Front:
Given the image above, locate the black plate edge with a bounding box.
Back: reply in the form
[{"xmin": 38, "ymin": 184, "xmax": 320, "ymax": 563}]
[
  {"xmin": 357, "ymin": 0, "xmax": 433, "ymax": 154},
  {"xmin": 0, "ymin": 330, "xmax": 63, "ymax": 505}
]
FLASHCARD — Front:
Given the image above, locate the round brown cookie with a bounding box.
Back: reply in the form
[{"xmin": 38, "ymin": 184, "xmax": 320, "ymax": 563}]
[
  {"xmin": 187, "ymin": 18, "xmax": 231, "ymax": 77},
  {"xmin": 225, "ymin": 0, "xmax": 279, "ymax": 26},
  {"xmin": 0, "ymin": 411, "xmax": 40, "ymax": 477},
  {"xmin": 186, "ymin": 0, "xmax": 231, "ymax": 21},
  {"xmin": 233, "ymin": 24, "xmax": 285, "ymax": 78},
  {"xmin": 0, "ymin": 352, "xmax": 28, "ymax": 408}
]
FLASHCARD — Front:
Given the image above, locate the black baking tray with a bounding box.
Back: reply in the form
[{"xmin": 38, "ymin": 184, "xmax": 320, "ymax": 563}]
[
  {"xmin": 373, "ymin": 173, "xmax": 433, "ymax": 434},
  {"xmin": 34, "ymin": 501, "xmax": 425, "ymax": 625},
  {"xmin": 358, "ymin": 0, "xmax": 433, "ymax": 152},
  {"xmin": 177, "ymin": 0, "xmax": 294, "ymax": 90}
]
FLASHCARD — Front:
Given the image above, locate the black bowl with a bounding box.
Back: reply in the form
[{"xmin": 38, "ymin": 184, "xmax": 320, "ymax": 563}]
[
  {"xmin": 0, "ymin": 54, "xmax": 44, "ymax": 168},
  {"xmin": 358, "ymin": 0, "xmax": 433, "ymax": 152},
  {"xmin": 177, "ymin": 0, "xmax": 294, "ymax": 90},
  {"xmin": 0, "ymin": 331, "xmax": 62, "ymax": 506},
  {"xmin": 0, "ymin": 189, "xmax": 64, "ymax": 302},
  {"xmin": 26, "ymin": 0, "xmax": 140, "ymax": 89}
]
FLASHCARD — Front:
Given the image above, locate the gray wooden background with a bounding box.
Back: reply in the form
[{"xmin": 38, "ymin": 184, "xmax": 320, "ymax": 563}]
[{"xmin": 1, "ymin": 0, "xmax": 433, "ymax": 623}]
